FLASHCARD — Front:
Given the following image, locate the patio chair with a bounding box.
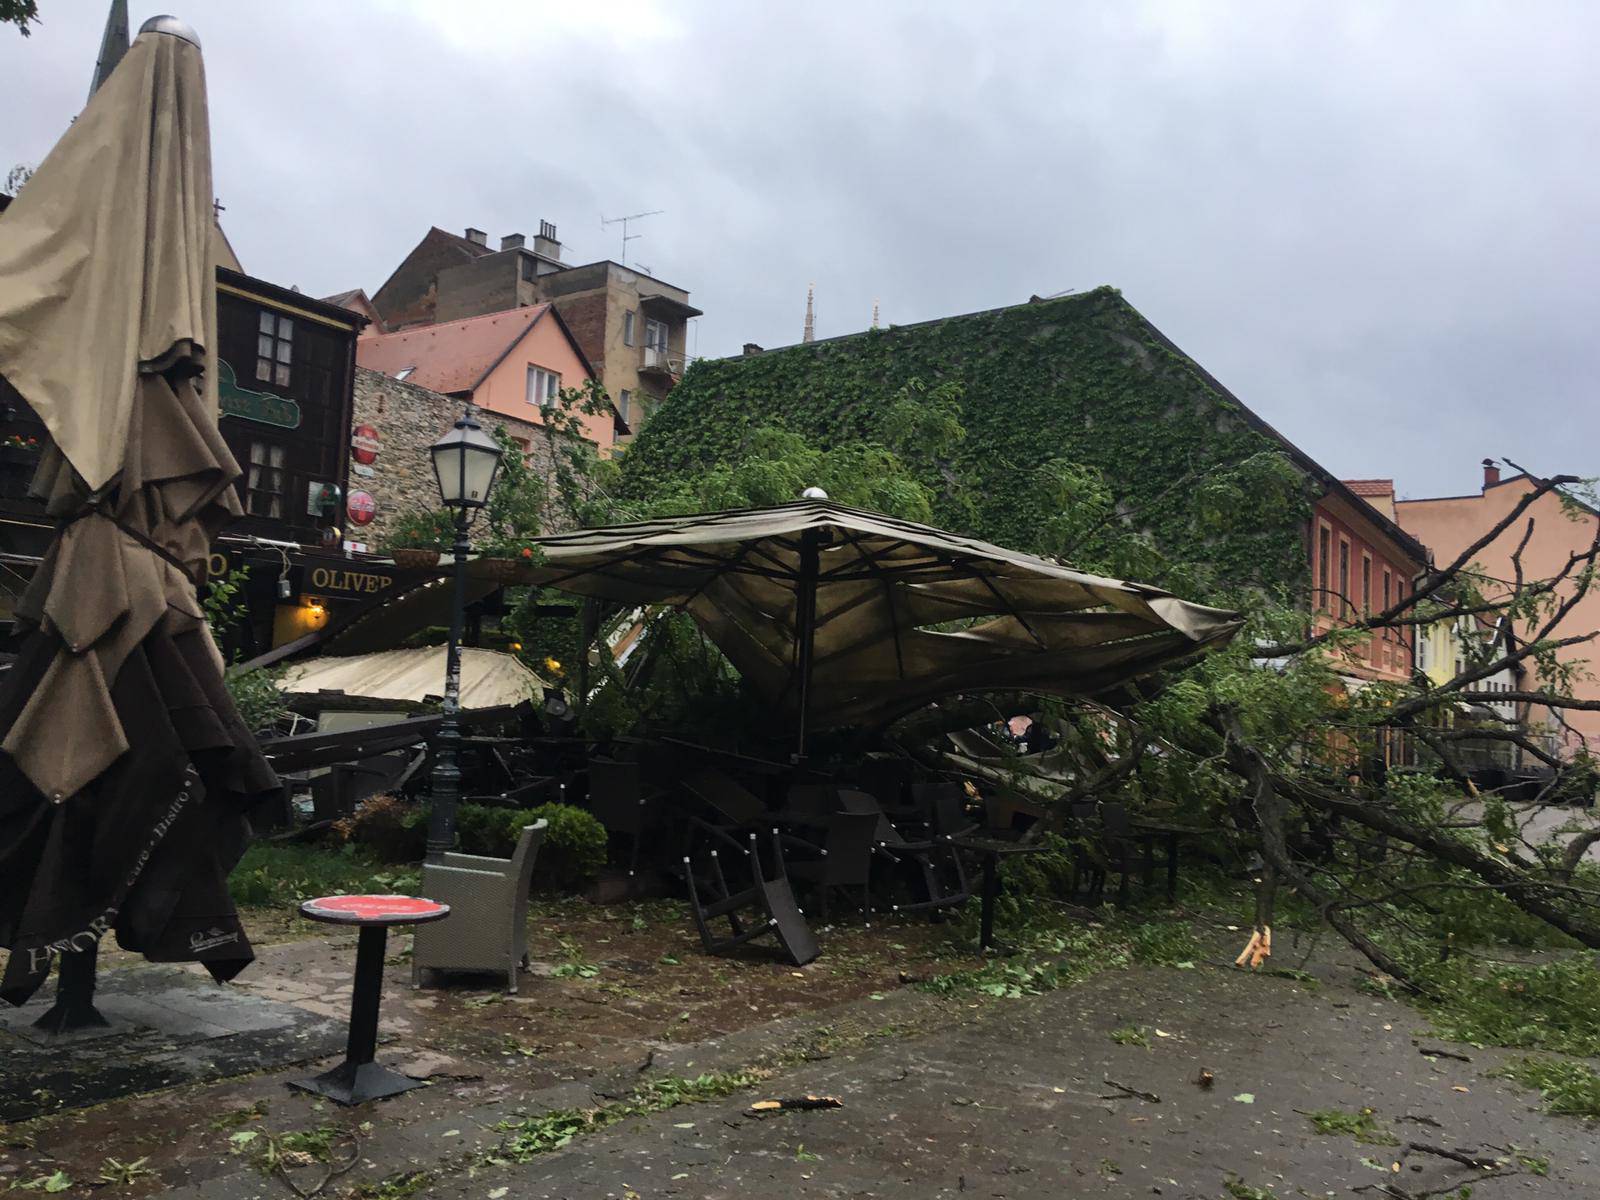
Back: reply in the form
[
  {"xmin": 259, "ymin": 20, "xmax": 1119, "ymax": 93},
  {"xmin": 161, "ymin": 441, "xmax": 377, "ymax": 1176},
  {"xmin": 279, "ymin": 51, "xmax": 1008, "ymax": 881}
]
[
  {"xmin": 785, "ymin": 810, "xmax": 881, "ymax": 925},
  {"xmin": 913, "ymin": 781, "xmax": 981, "ymax": 841},
  {"xmin": 588, "ymin": 757, "xmax": 669, "ymax": 875},
  {"xmin": 683, "ymin": 827, "xmax": 819, "ymax": 965},
  {"xmin": 836, "ymin": 788, "xmax": 969, "ymax": 915},
  {"xmin": 413, "ymin": 819, "xmax": 548, "ymax": 992},
  {"xmin": 1097, "ymin": 802, "xmax": 1174, "ymax": 907}
]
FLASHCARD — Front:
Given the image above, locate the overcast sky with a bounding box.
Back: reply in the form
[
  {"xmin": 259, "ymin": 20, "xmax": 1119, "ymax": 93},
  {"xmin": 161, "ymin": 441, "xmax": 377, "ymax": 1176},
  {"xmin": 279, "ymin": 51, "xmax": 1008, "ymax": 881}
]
[{"xmin": 5, "ymin": 2, "xmax": 1596, "ymax": 498}]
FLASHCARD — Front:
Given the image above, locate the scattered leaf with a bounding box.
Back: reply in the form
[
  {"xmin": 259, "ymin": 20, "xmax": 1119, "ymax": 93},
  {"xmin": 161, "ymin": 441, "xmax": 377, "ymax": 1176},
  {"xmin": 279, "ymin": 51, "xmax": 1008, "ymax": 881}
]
[{"xmin": 1233, "ymin": 1093, "xmax": 1255, "ymax": 1104}]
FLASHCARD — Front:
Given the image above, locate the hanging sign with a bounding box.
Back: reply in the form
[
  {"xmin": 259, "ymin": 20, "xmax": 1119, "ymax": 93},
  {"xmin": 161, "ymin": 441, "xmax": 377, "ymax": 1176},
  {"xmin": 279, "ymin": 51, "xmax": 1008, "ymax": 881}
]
[
  {"xmin": 351, "ymin": 424, "xmax": 380, "ymax": 465},
  {"xmin": 217, "ymin": 360, "xmax": 302, "ymax": 429},
  {"xmin": 347, "ymin": 490, "xmax": 376, "ymax": 526}
]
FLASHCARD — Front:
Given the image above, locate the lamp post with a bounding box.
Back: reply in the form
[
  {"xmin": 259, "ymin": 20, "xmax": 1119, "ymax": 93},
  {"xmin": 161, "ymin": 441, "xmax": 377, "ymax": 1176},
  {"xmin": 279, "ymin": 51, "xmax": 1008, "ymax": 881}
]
[{"xmin": 425, "ymin": 405, "xmax": 504, "ymax": 861}]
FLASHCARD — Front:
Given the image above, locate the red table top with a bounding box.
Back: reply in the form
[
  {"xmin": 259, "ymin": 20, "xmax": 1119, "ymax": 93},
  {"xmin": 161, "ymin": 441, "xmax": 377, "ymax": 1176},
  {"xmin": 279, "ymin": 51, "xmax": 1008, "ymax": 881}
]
[{"xmin": 299, "ymin": 894, "xmax": 451, "ymax": 926}]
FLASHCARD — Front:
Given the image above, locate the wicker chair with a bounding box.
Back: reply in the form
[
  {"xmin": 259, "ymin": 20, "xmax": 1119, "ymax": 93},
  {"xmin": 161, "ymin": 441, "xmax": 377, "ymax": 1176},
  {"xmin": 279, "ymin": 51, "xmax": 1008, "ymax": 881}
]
[{"xmin": 412, "ymin": 819, "xmax": 547, "ymax": 992}]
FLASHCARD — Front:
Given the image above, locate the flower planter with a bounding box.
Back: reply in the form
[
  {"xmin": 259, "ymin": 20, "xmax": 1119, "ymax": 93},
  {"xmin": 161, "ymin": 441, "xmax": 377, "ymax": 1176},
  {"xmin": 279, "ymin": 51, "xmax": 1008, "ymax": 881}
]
[{"xmin": 391, "ymin": 548, "xmax": 441, "ymax": 570}]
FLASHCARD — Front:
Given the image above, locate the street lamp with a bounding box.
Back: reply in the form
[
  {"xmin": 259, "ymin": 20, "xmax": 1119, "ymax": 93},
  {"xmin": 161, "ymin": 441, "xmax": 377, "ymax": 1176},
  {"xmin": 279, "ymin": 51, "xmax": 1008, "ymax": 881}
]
[{"xmin": 424, "ymin": 406, "xmax": 504, "ymax": 860}]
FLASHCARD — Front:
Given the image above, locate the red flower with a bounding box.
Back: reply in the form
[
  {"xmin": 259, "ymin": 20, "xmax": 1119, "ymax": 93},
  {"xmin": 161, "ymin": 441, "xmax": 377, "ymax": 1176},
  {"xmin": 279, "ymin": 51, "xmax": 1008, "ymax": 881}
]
[{"xmin": 519, "ymin": 547, "xmax": 533, "ymax": 559}]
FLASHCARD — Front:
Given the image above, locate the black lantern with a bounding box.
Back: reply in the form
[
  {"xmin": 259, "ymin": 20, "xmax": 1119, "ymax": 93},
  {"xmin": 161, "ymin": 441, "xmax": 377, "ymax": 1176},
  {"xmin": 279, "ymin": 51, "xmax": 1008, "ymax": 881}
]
[{"xmin": 430, "ymin": 410, "xmax": 503, "ymax": 509}]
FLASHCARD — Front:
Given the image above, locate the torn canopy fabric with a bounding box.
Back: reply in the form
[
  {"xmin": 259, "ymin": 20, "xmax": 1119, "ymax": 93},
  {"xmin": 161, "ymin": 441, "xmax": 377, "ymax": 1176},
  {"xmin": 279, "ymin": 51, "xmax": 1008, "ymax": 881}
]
[
  {"xmin": 0, "ymin": 27, "xmax": 277, "ymax": 1004},
  {"xmin": 523, "ymin": 501, "xmax": 1242, "ymax": 730}
]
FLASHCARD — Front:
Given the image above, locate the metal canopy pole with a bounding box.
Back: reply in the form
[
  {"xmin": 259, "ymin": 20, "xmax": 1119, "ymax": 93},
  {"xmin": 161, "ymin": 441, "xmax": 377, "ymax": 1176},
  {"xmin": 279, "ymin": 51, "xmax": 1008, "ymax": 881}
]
[{"xmin": 793, "ymin": 527, "xmax": 820, "ymax": 763}]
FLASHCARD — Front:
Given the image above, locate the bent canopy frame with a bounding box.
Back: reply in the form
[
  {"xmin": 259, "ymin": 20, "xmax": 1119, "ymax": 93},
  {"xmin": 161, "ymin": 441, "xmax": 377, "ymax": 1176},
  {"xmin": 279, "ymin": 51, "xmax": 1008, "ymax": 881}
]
[{"xmin": 520, "ymin": 500, "xmax": 1242, "ymax": 740}]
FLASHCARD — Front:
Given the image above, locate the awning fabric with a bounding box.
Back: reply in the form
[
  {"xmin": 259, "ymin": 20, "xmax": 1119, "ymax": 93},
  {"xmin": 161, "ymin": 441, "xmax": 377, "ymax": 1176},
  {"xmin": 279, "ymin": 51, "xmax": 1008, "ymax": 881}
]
[
  {"xmin": 0, "ymin": 25, "xmax": 277, "ymax": 1005},
  {"xmin": 517, "ymin": 501, "xmax": 1242, "ymax": 728},
  {"xmin": 279, "ymin": 646, "xmax": 546, "ymax": 711}
]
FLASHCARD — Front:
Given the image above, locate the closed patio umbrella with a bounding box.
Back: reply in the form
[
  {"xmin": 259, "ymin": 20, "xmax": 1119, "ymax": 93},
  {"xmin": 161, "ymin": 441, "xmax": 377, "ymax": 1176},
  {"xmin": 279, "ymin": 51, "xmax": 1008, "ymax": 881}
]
[
  {"xmin": 0, "ymin": 18, "xmax": 277, "ymax": 1010},
  {"xmin": 518, "ymin": 500, "xmax": 1243, "ymax": 754}
]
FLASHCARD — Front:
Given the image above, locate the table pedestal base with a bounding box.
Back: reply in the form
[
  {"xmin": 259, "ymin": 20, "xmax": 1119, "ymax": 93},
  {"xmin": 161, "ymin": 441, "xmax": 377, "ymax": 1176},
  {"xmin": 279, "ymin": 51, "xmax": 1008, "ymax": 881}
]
[
  {"xmin": 289, "ymin": 1060, "xmax": 423, "ymax": 1106},
  {"xmin": 32, "ymin": 944, "xmax": 110, "ymax": 1037}
]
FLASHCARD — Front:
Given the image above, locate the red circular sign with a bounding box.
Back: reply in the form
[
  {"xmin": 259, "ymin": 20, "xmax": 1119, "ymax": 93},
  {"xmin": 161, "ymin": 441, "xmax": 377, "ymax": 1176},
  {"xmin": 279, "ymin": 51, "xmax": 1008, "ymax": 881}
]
[
  {"xmin": 351, "ymin": 424, "xmax": 380, "ymax": 465},
  {"xmin": 347, "ymin": 490, "xmax": 376, "ymax": 525},
  {"xmin": 300, "ymin": 894, "xmax": 450, "ymax": 926}
]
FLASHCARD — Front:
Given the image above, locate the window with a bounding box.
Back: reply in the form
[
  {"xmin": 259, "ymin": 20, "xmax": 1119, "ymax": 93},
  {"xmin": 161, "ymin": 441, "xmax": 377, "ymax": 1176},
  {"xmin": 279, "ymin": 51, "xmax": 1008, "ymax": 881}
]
[
  {"xmin": 511, "ymin": 436, "xmax": 532, "ymax": 460},
  {"xmin": 1361, "ymin": 554, "xmax": 1372, "ymax": 616},
  {"xmin": 618, "ymin": 388, "xmax": 632, "ymax": 426},
  {"xmin": 623, "ymin": 311, "xmax": 636, "ymax": 347},
  {"xmin": 1338, "ymin": 539, "xmax": 1350, "ymax": 620},
  {"xmin": 245, "ymin": 439, "xmax": 285, "ymax": 518},
  {"xmin": 1416, "ymin": 629, "xmax": 1429, "ymax": 671},
  {"xmin": 526, "ymin": 366, "xmax": 560, "ymax": 408},
  {"xmin": 394, "ymin": 366, "xmax": 415, "ymax": 382},
  {"xmin": 521, "ymin": 256, "xmax": 537, "ymax": 283},
  {"xmin": 1382, "ymin": 569, "xmax": 1392, "ymax": 639},
  {"xmin": 256, "ymin": 309, "xmax": 292, "ymax": 386},
  {"xmin": 644, "ymin": 318, "xmax": 667, "ymax": 352},
  {"xmin": 1317, "ymin": 526, "xmax": 1330, "ymax": 611}
]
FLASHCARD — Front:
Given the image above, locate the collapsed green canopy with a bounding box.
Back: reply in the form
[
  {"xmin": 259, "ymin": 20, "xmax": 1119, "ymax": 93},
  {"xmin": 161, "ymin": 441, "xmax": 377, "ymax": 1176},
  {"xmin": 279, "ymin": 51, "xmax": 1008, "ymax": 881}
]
[{"xmin": 521, "ymin": 500, "xmax": 1242, "ymax": 729}]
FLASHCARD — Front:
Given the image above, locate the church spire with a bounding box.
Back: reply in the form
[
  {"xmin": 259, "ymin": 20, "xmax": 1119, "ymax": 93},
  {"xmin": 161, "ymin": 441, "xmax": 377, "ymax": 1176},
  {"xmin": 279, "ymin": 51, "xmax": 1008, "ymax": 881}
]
[
  {"xmin": 88, "ymin": 0, "xmax": 130, "ymax": 101},
  {"xmin": 871, "ymin": 299, "xmax": 880, "ymax": 330},
  {"xmin": 802, "ymin": 282, "xmax": 815, "ymax": 344}
]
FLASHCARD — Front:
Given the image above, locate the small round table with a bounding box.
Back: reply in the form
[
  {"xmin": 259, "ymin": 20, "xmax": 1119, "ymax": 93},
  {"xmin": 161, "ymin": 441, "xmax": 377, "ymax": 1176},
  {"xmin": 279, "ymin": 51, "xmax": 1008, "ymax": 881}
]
[{"xmin": 290, "ymin": 894, "xmax": 450, "ymax": 1106}]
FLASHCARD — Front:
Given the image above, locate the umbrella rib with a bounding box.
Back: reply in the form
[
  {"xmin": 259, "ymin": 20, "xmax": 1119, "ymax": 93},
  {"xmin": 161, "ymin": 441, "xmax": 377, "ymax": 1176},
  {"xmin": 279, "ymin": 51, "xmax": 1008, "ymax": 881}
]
[{"xmin": 831, "ymin": 525, "xmax": 908, "ymax": 679}]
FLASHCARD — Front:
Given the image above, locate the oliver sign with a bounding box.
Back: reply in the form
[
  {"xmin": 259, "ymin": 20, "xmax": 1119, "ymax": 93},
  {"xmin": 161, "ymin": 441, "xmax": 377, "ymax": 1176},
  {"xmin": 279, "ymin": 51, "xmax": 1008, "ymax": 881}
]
[{"xmin": 217, "ymin": 360, "xmax": 302, "ymax": 430}]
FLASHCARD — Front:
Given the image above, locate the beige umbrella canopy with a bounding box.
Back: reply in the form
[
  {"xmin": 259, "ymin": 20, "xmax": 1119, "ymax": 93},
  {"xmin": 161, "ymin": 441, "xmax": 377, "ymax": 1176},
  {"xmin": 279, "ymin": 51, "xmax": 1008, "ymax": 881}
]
[
  {"xmin": 521, "ymin": 501, "xmax": 1242, "ymax": 741},
  {"xmin": 0, "ymin": 20, "xmax": 276, "ymax": 1006}
]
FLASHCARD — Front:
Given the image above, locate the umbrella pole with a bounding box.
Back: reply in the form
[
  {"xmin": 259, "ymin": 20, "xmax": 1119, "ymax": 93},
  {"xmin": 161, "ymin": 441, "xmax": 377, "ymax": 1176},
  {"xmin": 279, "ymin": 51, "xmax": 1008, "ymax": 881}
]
[
  {"xmin": 425, "ymin": 509, "xmax": 472, "ymax": 861},
  {"xmin": 31, "ymin": 942, "xmax": 111, "ymax": 1036},
  {"xmin": 793, "ymin": 528, "xmax": 820, "ymax": 763}
]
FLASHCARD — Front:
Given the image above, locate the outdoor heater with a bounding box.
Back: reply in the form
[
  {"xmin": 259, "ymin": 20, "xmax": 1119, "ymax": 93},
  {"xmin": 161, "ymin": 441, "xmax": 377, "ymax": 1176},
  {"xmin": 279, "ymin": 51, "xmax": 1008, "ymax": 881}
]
[{"xmin": 424, "ymin": 406, "xmax": 504, "ymax": 860}]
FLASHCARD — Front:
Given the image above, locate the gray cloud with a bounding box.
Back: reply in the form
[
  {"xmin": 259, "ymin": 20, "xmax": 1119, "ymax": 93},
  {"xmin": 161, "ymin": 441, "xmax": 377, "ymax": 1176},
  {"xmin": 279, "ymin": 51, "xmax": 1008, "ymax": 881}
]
[{"xmin": 4, "ymin": 1, "xmax": 1596, "ymax": 497}]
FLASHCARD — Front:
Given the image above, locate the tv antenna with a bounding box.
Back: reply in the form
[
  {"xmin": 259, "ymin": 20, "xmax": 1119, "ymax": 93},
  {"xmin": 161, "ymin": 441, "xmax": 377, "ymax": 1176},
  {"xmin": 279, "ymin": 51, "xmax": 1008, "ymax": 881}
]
[{"xmin": 601, "ymin": 209, "xmax": 664, "ymax": 265}]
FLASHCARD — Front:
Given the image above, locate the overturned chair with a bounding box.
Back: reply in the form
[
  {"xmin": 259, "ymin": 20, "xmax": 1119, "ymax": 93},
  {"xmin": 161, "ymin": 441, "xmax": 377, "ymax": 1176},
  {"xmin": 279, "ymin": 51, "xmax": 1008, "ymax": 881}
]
[
  {"xmin": 683, "ymin": 827, "xmax": 819, "ymax": 966},
  {"xmin": 413, "ymin": 818, "xmax": 548, "ymax": 992}
]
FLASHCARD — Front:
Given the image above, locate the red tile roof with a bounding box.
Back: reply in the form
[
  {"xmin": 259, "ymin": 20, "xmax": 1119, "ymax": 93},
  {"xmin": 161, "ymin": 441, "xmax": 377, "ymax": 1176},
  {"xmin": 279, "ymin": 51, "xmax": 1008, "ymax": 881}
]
[
  {"xmin": 1342, "ymin": 479, "xmax": 1395, "ymax": 497},
  {"xmin": 356, "ymin": 305, "xmax": 552, "ymax": 395}
]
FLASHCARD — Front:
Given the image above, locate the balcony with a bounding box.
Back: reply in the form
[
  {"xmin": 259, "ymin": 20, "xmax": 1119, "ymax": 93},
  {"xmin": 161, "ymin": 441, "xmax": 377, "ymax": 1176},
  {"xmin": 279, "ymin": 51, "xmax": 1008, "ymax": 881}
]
[{"xmin": 639, "ymin": 345, "xmax": 693, "ymax": 381}]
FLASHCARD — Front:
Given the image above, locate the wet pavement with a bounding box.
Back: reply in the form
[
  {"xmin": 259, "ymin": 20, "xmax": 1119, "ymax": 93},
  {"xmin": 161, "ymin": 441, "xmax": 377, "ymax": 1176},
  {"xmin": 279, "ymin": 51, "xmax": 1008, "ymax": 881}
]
[
  {"xmin": 5, "ymin": 905, "xmax": 1600, "ymax": 1198},
  {"xmin": 429, "ymin": 962, "xmax": 1600, "ymax": 1200},
  {"xmin": 0, "ymin": 964, "xmax": 342, "ymax": 1122}
]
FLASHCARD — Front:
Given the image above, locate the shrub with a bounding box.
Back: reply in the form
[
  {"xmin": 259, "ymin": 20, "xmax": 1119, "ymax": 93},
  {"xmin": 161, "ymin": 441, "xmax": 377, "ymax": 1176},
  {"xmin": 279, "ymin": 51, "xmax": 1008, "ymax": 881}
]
[
  {"xmin": 381, "ymin": 508, "xmax": 456, "ymax": 553},
  {"xmin": 332, "ymin": 794, "xmax": 426, "ymax": 862},
  {"xmin": 455, "ymin": 801, "xmax": 607, "ymax": 892}
]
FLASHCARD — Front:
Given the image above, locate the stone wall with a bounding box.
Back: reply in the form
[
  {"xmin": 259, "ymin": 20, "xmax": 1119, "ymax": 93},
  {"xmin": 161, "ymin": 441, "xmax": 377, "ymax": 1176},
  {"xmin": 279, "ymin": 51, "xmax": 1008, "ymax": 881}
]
[{"xmin": 348, "ymin": 366, "xmax": 556, "ymax": 548}]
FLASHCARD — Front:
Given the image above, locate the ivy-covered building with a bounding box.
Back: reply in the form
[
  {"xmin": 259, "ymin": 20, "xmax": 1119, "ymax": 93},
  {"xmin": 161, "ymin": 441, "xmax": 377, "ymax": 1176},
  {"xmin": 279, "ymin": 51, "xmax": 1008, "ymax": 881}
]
[{"xmin": 623, "ymin": 286, "xmax": 1429, "ymax": 682}]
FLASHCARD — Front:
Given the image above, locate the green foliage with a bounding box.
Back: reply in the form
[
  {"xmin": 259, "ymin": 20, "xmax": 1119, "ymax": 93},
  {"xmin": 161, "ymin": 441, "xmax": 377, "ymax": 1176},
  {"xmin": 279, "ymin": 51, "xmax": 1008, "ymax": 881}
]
[
  {"xmin": 381, "ymin": 507, "xmax": 456, "ymax": 553},
  {"xmin": 1303, "ymin": 1107, "xmax": 1398, "ymax": 1145},
  {"xmin": 622, "ymin": 289, "xmax": 1313, "ymax": 603},
  {"xmin": 202, "ymin": 564, "xmax": 289, "ymax": 734},
  {"xmin": 1222, "ymin": 1179, "xmax": 1280, "ymax": 1200},
  {"xmin": 202, "ymin": 565, "xmax": 251, "ymax": 637},
  {"xmin": 228, "ymin": 842, "xmax": 419, "ymax": 908},
  {"xmin": 1, "ymin": 5, "xmax": 38, "ymax": 38},
  {"xmin": 631, "ymin": 419, "xmax": 938, "ymax": 523},
  {"xmin": 453, "ymin": 801, "xmax": 608, "ymax": 891},
  {"xmin": 495, "ymin": 1069, "xmax": 765, "ymax": 1160},
  {"xmin": 1109, "ymin": 1024, "xmax": 1150, "ymax": 1046},
  {"xmin": 1497, "ymin": 1055, "xmax": 1600, "ymax": 1118},
  {"xmin": 1418, "ymin": 954, "xmax": 1600, "ymax": 1056},
  {"xmin": 226, "ymin": 665, "xmax": 290, "ymax": 737},
  {"xmin": 922, "ymin": 915, "xmax": 1201, "ymax": 999}
]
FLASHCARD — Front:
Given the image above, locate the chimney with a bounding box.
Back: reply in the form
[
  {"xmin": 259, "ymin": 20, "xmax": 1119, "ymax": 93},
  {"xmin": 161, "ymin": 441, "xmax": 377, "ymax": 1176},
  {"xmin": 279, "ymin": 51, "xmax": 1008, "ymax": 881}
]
[
  {"xmin": 464, "ymin": 227, "xmax": 487, "ymax": 247},
  {"xmin": 742, "ymin": 343, "xmax": 764, "ymax": 356},
  {"xmin": 533, "ymin": 219, "xmax": 561, "ymax": 262},
  {"xmin": 1482, "ymin": 458, "xmax": 1500, "ymax": 490},
  {"xmin": 500, "ymin": 232, "xmax": 525, "ymax": 251}
]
